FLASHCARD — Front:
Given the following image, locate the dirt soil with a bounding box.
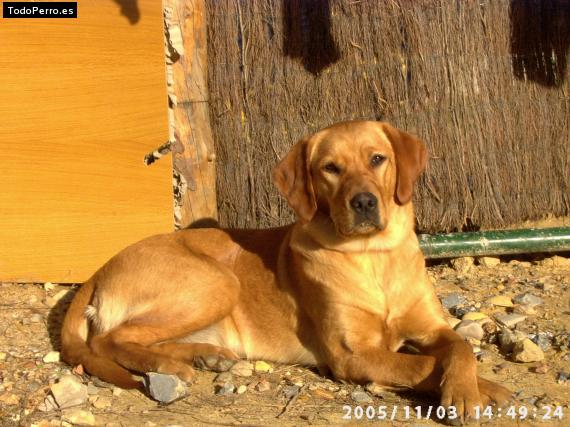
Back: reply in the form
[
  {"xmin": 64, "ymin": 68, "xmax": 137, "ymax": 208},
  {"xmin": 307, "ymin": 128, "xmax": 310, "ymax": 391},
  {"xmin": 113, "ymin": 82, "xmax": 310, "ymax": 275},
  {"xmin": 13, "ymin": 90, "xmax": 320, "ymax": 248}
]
[{"xmin": 0, "ymin": 255, "xmax": 568, "ymax": 427}]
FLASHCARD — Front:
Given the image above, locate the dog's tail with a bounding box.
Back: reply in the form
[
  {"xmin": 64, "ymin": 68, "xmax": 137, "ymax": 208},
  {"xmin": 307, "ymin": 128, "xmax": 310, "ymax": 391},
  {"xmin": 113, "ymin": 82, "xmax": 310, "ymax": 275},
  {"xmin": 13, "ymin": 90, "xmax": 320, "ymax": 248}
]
[{"xmin": 60, "ymin": 279, "xmax": 141, "ymax": 389}]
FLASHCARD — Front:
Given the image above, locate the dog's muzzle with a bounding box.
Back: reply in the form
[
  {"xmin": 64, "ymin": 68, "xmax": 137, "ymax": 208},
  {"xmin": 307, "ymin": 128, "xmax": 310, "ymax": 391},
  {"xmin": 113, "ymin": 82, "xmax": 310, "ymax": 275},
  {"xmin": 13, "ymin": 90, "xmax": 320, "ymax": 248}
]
[{"xmin": 349, "ymin": 192, "xmax": 381, "ymax": 228}]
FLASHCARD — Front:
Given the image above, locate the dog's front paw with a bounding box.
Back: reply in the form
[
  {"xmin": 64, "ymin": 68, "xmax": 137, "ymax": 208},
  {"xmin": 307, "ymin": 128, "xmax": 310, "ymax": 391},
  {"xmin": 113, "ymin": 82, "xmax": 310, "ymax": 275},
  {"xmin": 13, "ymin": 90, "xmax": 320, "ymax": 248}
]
[
  {"xmin": 477, "ymin": 377, "xmax": 512, "ymax": 408},
  {"xmin": 440, "ymin": 374, "xmax": 482, "ymax": 423}
]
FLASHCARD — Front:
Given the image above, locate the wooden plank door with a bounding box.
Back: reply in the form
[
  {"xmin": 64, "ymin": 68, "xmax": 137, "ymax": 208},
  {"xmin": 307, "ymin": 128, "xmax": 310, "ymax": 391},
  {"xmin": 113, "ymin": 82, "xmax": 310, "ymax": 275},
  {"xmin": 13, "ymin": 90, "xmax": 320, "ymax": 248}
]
[{"xmin": 0, "ymin": 0, "xmax": 173, "ymax": 283}]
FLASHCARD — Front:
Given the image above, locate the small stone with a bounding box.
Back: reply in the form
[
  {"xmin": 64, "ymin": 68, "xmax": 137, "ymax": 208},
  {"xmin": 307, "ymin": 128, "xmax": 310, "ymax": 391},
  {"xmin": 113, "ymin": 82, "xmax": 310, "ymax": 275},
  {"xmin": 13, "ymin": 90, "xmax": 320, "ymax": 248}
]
[
  {"xmin": 455, "ymin": 320, "xmax": 485, "ymax": 340},
  {"xmin": 450, "ymin": 257, "xmax": 474, "ymax": 273},
  {"xmin": 230, "ymin": 361, "xmax": 254, "ymax": 377},
  {"xmin": 61, "ymin": 408, "xmax": 96, "ymax": 426},
  {"xmin": 255, "ymin": 380, "xmax": 271, "ymax": 392},
  {"xmin": 144, "ymin": 373, "xmax": 187, "ymax": 404},
  {"xmin": 43, "ymin": 351, "xmax": 60, "ymax": 363},
  {"xmin": 351, "ymin": 389, "xmax": 373, "ymax": 403},
  {"xmin": 557, "ymin": 372, "xmax": 569, "ymax": 384},
  {"xmin": 46, "ymin": 289, "xmax": 69, "ymax": 307},
  {"xmin": 440, "ymin": 293, "xmax": 467, "ymax": 310},
  {"xmin": 479, "ymin": 256, "xmax": 501, "ymax": 267},
  {"xmin": 494, "ymin": 313, "xmax": 526, "ymax": 328},
  {"xmin": 487, "ymin": 295, "xmax": 514, "ymax": 307},
  {"xmin": 0, "ymin": 352, "xmax": 6, "ymax": 361},
  {"xmin": 498, "ymin": 329, "xmax": 527, "ymax": 353},
  {"xmin": 254, "ymin": 361, "xmax": 273, "ymax": 373},
  {"xmin": 30, "ymin": 313, "xmax": 43, "ymax": 323},
  {"xmin": 365, "ymin": 383, "xmax": 385, "ymax": 397},
  {"xmin": 462, "ymin": 312, "xmax": 489, "ymax": 322},
  {"xmin": 112, "ymin": 387, "xmax": 123, "ymax": 396},
  {"xmin": 236, "ymin": 385, "xmax": 247, "ymax": 394},
  {"xmin": 215, "ymin": 382, "xmax": 235, "ymax": 396},
  {"xmin": 92, "ymin": 396, "xmax": 112, "ymax": 409},
  {"xmin": 533, "ymin": 363, "xmax": 549, "ymax": 374},
  {"xmin": 283, "ymin": 385, "xmax": 300, "ymax": 399},
  {"xmin": 512, "ymin": 339, "xmax": 545, "ymax": 363},
  {"xmin": 50, "ymin": 374, "xmax": 88, "ymax": 408},
  {"xmin": 213, "ymin": 372, "xmax": 233, "ymax": 384},
  {"xmin": 513, "ymin": 293, "xmax": 543, "ymax": 307},
  {"xmin": 44, "ymin": 282, "xmax": 56, "ymax": 292}
]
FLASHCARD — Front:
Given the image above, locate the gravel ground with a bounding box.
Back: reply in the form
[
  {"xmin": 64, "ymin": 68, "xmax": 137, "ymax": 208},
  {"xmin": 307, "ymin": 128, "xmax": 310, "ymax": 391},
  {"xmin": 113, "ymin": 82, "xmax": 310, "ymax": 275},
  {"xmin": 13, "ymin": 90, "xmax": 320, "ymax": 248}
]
[{"xmin": 0, "ymin": 255, "xmax": 569, "ymax": 426}]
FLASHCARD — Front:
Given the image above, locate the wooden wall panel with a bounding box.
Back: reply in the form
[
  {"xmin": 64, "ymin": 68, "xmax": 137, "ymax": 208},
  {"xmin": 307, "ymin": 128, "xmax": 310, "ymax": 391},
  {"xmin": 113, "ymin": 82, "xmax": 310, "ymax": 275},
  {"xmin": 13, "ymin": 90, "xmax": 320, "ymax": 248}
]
[{"xmin": 0, "ymin": 0, "xmax": 173, "ymax": 282}]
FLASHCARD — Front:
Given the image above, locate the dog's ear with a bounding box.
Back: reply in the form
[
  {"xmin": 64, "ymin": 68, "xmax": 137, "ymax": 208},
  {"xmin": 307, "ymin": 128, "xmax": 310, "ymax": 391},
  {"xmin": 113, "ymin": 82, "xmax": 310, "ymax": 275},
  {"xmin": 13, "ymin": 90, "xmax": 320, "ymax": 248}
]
[
  {"xmin": 381, "ymin": 123, "xmax": 428, "ymax": 205},
  {"xmin": 273, "ymin": 137, "xmax": 317, "ymax": 222}
]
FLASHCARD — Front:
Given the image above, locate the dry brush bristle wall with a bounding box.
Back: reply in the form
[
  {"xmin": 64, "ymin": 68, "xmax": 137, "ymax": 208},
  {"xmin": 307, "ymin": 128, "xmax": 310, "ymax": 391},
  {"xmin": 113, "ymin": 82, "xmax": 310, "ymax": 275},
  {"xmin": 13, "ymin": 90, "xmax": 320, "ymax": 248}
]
[{"xmin": 206, "ymin": 0, "xmax": 569, "ymax": 233}]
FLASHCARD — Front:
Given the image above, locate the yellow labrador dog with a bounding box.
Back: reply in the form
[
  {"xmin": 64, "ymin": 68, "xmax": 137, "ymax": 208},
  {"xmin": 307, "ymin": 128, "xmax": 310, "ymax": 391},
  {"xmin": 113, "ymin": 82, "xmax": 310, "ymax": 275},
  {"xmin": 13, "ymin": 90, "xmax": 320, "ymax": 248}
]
[{"xmin": 61, "ymin": 121, "xmax": 510, "ymax": 419}]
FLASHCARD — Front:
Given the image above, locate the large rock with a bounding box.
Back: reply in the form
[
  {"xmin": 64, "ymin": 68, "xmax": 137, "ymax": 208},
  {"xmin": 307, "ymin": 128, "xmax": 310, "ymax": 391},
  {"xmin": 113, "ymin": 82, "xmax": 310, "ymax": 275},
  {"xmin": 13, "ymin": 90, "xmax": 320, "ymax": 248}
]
[
  {"xmin": 513, "ymin": 293, "xmax": 543, "ymax": 307},
  {"xmin": 50, "ymin": 375, "xmax": 88, "ymax": 409},
  {"xmin": 440, "ymin": 293, "xmax": 467, "ymax": 310},
  {"xmin": 512, "ymin": 339, "xmax": 545, "ymax": 363},
  {"xmin": 144, "ymin": 373, "xmax": 187, "ymax": 404},
  {"xmin": 487, "ymin": 295, "xmax": 513, "ymax": 307},
  {"xmin": 494, "ymin": 313, "xmax": 526, "ymax": 328}
]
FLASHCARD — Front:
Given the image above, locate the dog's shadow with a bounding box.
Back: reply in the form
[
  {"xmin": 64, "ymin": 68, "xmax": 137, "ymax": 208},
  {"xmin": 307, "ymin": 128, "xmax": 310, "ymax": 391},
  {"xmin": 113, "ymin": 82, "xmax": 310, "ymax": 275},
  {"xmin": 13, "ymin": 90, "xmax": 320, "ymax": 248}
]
[{"xmin": 46, "ymin": 286, "xmax": 78, "ymax": 352}]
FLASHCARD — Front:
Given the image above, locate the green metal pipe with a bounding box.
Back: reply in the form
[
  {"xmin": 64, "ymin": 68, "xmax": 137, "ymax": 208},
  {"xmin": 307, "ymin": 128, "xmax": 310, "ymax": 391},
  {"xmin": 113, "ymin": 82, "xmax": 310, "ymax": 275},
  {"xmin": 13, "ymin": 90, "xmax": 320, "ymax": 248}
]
[{"xmin": 418, "ymin": 227, "xmax": 570, "ymax": 259}]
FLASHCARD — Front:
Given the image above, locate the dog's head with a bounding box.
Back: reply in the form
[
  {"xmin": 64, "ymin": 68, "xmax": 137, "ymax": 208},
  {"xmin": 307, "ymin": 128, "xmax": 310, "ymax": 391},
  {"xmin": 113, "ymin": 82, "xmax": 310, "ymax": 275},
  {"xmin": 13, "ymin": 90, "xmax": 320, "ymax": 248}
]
[{"xmin": 273, "ymin": 121, "xmax": 427, "ymax": 237}]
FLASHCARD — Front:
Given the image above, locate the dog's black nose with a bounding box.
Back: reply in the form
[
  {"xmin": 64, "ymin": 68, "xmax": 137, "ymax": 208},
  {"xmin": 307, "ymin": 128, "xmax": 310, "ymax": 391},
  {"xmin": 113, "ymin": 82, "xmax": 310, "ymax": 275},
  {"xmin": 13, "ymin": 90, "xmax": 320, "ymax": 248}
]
[{"xmin": 350, "ymin": 192, "xmax": 378, "ymax": 214}]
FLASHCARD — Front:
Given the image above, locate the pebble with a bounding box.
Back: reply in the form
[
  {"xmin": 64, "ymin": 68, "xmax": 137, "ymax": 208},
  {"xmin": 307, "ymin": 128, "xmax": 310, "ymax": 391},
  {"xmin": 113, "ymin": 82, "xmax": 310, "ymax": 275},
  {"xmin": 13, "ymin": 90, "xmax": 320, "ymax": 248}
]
[
  {"xmin": 213, "ymin": 372, "xmax": 233, "ymax": 384},
  {"xmin": 255, "ymin": 380, "xmax": 271, "ymax": 392},
  {"xmin": 254, "ymin": 360, "xmax": 273, "ymax": 373},
  {"xmin": 236, "ymin": 384, "xmax": 247, "ymax": 394},
  {"xmin": 462, "ymin": 312, "xmax": 489, "ymax": 321},
  {"xmin": 0, "ymin": 352, "xmax": 6, "ymax": 361},
  {"xmin": 50, "ymin": 375, "xmax": 88, "ymax": 409},
  {"xmin": 42, "ymin": 351, "xmax": 60, "ymax": 363},
  {"xmin": 441, "ymin": 293, "xmax": 466, "ymax": 310},
  {"xmin": 498, "ymin": 329, "xmax": 527, "ymax": 353},
  {"xmin": 512, "ymin": 339, "xmax": 545, "ymax": 363},
  {"xmin": 487, "ymin": 295, "xmax": 513, "ymax": 307},
  {"xmin": 144, "ymin": 373, "xmax": 187, "ymax": 404},
  {"xmin": 454, "ymin": 320, "xmax": 485, "ymax": 340},
  {"xmin": 282, "ymin": 385, "xmax": 300, "ymax": 399},
  {"xmin": 365, "ymin": 383, "xmax": 385, "ymax": 397},
  {"xmin": 351, "ymin": 389, "xmax": 373, "ymax": 403},
  {"xmin": 533, "ymin": 363, "xmax": 549, "ymax": 374},
  {"xmin": 513, "ymin": 293, "xmax": 543, "ymax": 307},
  {"xmin": 494, "ymin": 313, "xmax": 526, "ymax": 328},
  {"xmin": 29, "ymin": 313, "xmax": 43, "ymax": 323},
  {"xmin": 230, "ymin": 361, "xmax": 254, "ymax": 377},
  {"xmin": 450, "ymin": 257, "xmax": 474, "ymax": 273},
  {"xmin": 215, "ymin": 382, "xmax": 235, "ymax": 396},
  {"xmin": 479, "ymin": 256, "xmax": 501, "ymax": 267},
  {"xmin": 92, "ymin": 396, "xmax": 112, "ymax": 409},
  {"xmin": 61, "ymin": 408, "xmax": 96, "ymax": 426},
  {"xmin": 44, "ymin": 282, "xmax": 56, "ymax": 292},
  {"xmin": 557, "ymin": 372, "xmax": 569, "ymax": 384}
]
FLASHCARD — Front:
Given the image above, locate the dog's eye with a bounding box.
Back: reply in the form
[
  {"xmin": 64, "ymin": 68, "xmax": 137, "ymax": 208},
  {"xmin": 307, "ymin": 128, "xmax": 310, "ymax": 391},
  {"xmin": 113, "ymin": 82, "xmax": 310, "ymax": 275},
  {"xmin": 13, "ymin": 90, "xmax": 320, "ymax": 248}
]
[
  {"xmin": 323, "ymin": 162, "xmax": 341, "ymax": 174},
  {"xmin": 370, "ymin": 154, "xmax": 386, "ymax": 167}
]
